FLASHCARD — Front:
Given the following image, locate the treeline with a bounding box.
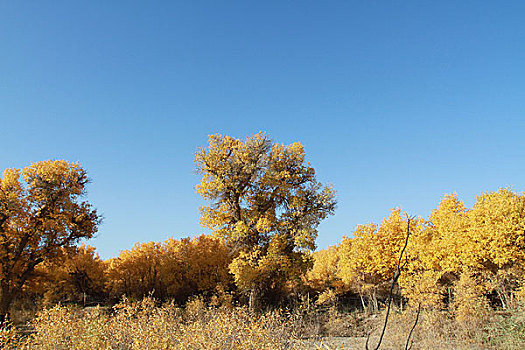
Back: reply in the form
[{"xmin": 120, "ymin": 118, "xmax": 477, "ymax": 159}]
[
  {"xmin": 1, "ymin": 134, "xmax": 337, "ymax": 317},
  {"xmin": 308, "ymin": 188, "xmax": 525, "ymax": 320},
  {"xmin": 2, "ymin": 135, "xmax": 525, "ymax": 322},
  {"xmin": 21, "ymin": 188, "xmax": 525, "ymax": 323},
  {"xmin": 24, "ymin": 235, "xmax": 233, "ymax": 307}
]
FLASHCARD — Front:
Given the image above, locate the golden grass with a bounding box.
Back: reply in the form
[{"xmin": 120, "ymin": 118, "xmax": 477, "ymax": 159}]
[
  {"xmin": 0, "ymin": 324, "xmax": 18, "ymax": 350},
  {"xmin": 12, "ymin": 297, "xmax": 305, "ymax": 350},
  {"xmin": 4, "ymin": 298, "xmax": 525, "ymax": 349}
]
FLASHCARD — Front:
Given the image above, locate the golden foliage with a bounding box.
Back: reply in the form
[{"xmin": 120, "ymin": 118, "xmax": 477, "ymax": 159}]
[
  {"xmin": 162, "ymin": 235, "xmax": 233, "ymax": 302},
  {"xmin": 400, "ymin": 193, "xmax": 468, "ymax": 308},
  {"xmin": 402, "ymin": 189, "xmax": 525, "ymax": 309},
  {"xmin": 31, "ymin": 245, "xmax": 107, "ymax": 306},
  {"xmin": 332, "ymin": 189, "xmax": 525, "ymax": 311},
  {"xmin": 306, "ymin": 245, "xmax": 343, "ymax": 296},
  {"xmin": 466, "ymin": 188, "xmax": 525, "ymax": 271},
  {"xmin": 105, "ymin": 241, "xmax": 164, "ymax": 300},
  {"xmin": 338, "ymin": 209, "xmax": 420, "ymax": 310},
  {"xmin": 452, "ymin": 270, "xmax": 490, "ymax": 324},
  {"xmin": 0, "ymin": 160, "xmax": 99, "ymax": 316},
  {"xmin": 105, "ymin": 235, "xmax": 232, "ymax": 302},
  {"xmin": 0, "ymin": 323, "xmax": 17, "ymax": 350},
  {"xmin": 195, "ymin": 132, "xmax": 336, "ymax": 306}
]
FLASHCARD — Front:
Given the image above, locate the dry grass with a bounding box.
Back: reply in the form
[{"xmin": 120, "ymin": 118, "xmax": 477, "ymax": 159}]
[
  {"xmin": 0, "ymin": 324, "xmax": 18, "ymax": 350},
  {"xmin": 9, "ymin": 297, "xmax": 305, "ymax": 350},
  {"xmin": 362, "ymin": 305, "xmax": 525, "ymax": 350},
  {"xmin": 4, "ymin": 298, "xmax": 525, "ymax": 349},
  {"xmin": 366, "ymin": 307, "xmax": 481, "ymax": 350}
]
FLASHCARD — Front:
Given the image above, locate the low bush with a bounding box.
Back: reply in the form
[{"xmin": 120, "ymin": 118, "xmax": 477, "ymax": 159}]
[
  {"xmin": 6, "ymin": 297, "xmax": 525, "ymax": 349},
  {"xmin": 15, "ymin": 297, "xmax": 302, "ymax": 350}
]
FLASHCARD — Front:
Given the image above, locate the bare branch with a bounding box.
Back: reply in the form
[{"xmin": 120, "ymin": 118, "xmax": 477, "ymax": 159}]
[
  {"xmin": 405, "ymin": 303, "xmax": 421, "ymax": 350},
  {"xmin": 371, "ymin": 216, "xmax": 414, "ymax": 350}
]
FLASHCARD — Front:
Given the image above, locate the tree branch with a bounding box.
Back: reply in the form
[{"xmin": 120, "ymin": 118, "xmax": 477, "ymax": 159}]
[
  {"xmin": 405, "ymin": 303, "xmax": 421, "ymax": 350},
  {"xmin": 370, "ymin": 216, "xmax": 413, "ymax": 350}
]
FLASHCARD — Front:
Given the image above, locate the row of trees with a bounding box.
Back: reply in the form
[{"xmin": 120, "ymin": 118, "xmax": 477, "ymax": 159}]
[
  {"xmin": 308, "ymin": 189, "xmax": 525, "ymax": 320},
  {"xmin": 0, "ymin": 133, "xmax": 336, "ymax": 317},
  {"xmin": 23, "ymin": 187, "xmax": 525, "ymax": 321},
  {"xmin": 24, "ymin": 235, "xmax": 232, "ymax": 307},
  {"xmin": 2, "ymin": 134, "xmax": 525, "ymax": 321},
  {"xmin": 106, "ymin": 235, "xmax": 232, "ymax": 303}
]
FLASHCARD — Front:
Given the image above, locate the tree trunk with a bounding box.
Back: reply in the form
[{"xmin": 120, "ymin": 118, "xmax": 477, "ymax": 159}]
[
  {"xmin": 359, "ymin": 293, "xmax": 366, "ymax": 311},
  {"xmin": 0, "ymin": 283, "xmax": 13, "ymax": 325},
  {"xmin": 249, "ymin": 285, "xmax": 261, "ymax": 312},
  {"xmin": 496, "ymin": 287, "xmax": 507, "ymax": 309},
  {"xmin": 372, "ymin": 290, "xmax": 378, "ymax": 313}
]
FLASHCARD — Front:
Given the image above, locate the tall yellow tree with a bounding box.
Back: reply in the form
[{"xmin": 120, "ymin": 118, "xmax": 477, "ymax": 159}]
[
  {"xmin": 464, "ymin": 188, "xmax": 525, "ymax": 309},
  {"xmin": 0, "ymin": 160, "xmax": 100, "ymax": 319},
  {"xmin": 339, "ymin": 209, "xmax": 419, "ymax": 311},
  {"xmin": 400, "ymin": 193, "xmax": 469, "ymax": 307},
  {"xmin": 195, "ymin": 132, "xmax": 336, "ymax": 309}
]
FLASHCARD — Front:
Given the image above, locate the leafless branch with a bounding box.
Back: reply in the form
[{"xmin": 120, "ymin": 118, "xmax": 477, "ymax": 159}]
[
  {"xmin": 370, "ymin": 216, "xmax": 414, "ymax": 350},
  {"xmin": 405, "ymin": 303, "xmax": 421, "ymax": 350}
]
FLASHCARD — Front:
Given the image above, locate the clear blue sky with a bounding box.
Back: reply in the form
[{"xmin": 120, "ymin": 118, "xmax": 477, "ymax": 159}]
[{"xmin": 1, "ymin": 1, "xmax": 524, "ymax": 259}]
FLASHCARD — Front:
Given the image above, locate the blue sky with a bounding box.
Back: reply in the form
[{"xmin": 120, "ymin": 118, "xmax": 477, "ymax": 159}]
[{"xmin": 1, "ymin": 1, "xmax": 524, "ymax": 259}]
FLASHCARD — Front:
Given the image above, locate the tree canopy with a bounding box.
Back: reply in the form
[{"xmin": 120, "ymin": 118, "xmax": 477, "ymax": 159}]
[
  {"xmin": 195, "ymin": 132, "xmax": 336, "ymax": 308},
  {"xmin": 105, "ymin": 235, "xmax": 231, "ymax": 303},
  {"xmin": 0, "ymin": 160, "xmax": 100, "ymax": 318}
]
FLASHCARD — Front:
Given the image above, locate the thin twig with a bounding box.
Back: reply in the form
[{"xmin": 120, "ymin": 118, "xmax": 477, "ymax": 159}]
[
  {"xmin": 405, "ymin": 303, "xmax": 421, "ymax": 350},
  {"xmin": 372, "ymin": 216, "xmax": 413, "ymax": 350}
]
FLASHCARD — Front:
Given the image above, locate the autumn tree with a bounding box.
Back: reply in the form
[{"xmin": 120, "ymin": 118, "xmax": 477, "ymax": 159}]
[
  {"xmin": 105, "ymin": 235, "xmax": 231, "ymax": 303},
  {"xmin": 106, "ymin": 241, "xmax": 164, "ymax": 300},
  {"xmin": 195, "ymin": 132, "xmax": 336, "ymax": 309},
  {"xmin": 306, "ymin": 244, "xmax": 345, "ymax": 305},
  {"xmin": 162, "ymin": 235, "xmax": 232, "ymax": 303},
  {"xmin": 400, "ymin": 189, "xmax": 525, "ymax": 314},
  {"xmin": 0, "ymin": 160, "xmax": 100, "ymax": 320},
  {"xmin": 339, "ymin": 209, "xmax": 419, "ymax": 311},
  {"xmin": 463, "ymin": 189, "xmax": 525, "ymax": 310},
  {"xmin": 400, "ymin": 193, "xmax": 469, "ymax": 308},
  {"xmin": 307, "ymin": 244, "xmax": 342, "ymax": 292},
  {"xmin": 30, "ymin": 245, "xmax": 106, "ymax": 306}
]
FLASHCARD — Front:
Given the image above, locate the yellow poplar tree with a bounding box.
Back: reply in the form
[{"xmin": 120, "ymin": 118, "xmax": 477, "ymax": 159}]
[
  {"xmin": 0, "ymin": 160, "xmax": 99, "ymax": 319},
  {"xmin": 195, "ymin": 132, "xmax": 336, "ymax": 309},
  {"xmin": 105, "ymin": 241, "xmax": 164, "ymax": 300},
  {"xmin": 463, "ymin": 188, "xmax": 525, "ymax": 309},
  {"xmin": 162, "ymin": 235, "xmax": 232, "ymax": 303},
  {"xmin": 307, "ymin": 244, "xmax": 342, "ymax": 292},
  {"xmin": 31, "ymin": 245, "xmax": 106, "ymax": 306},
  {"xmin": 339, "ymin": 209, "xmax": 418, "ymax": 311},
  {"xmin": 306, "ymin": 244, "xmax": 344, "ymax": 304},
  {"xmin": 400, "ymin": 193, "xmax": 468, "ymax": 308}
]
